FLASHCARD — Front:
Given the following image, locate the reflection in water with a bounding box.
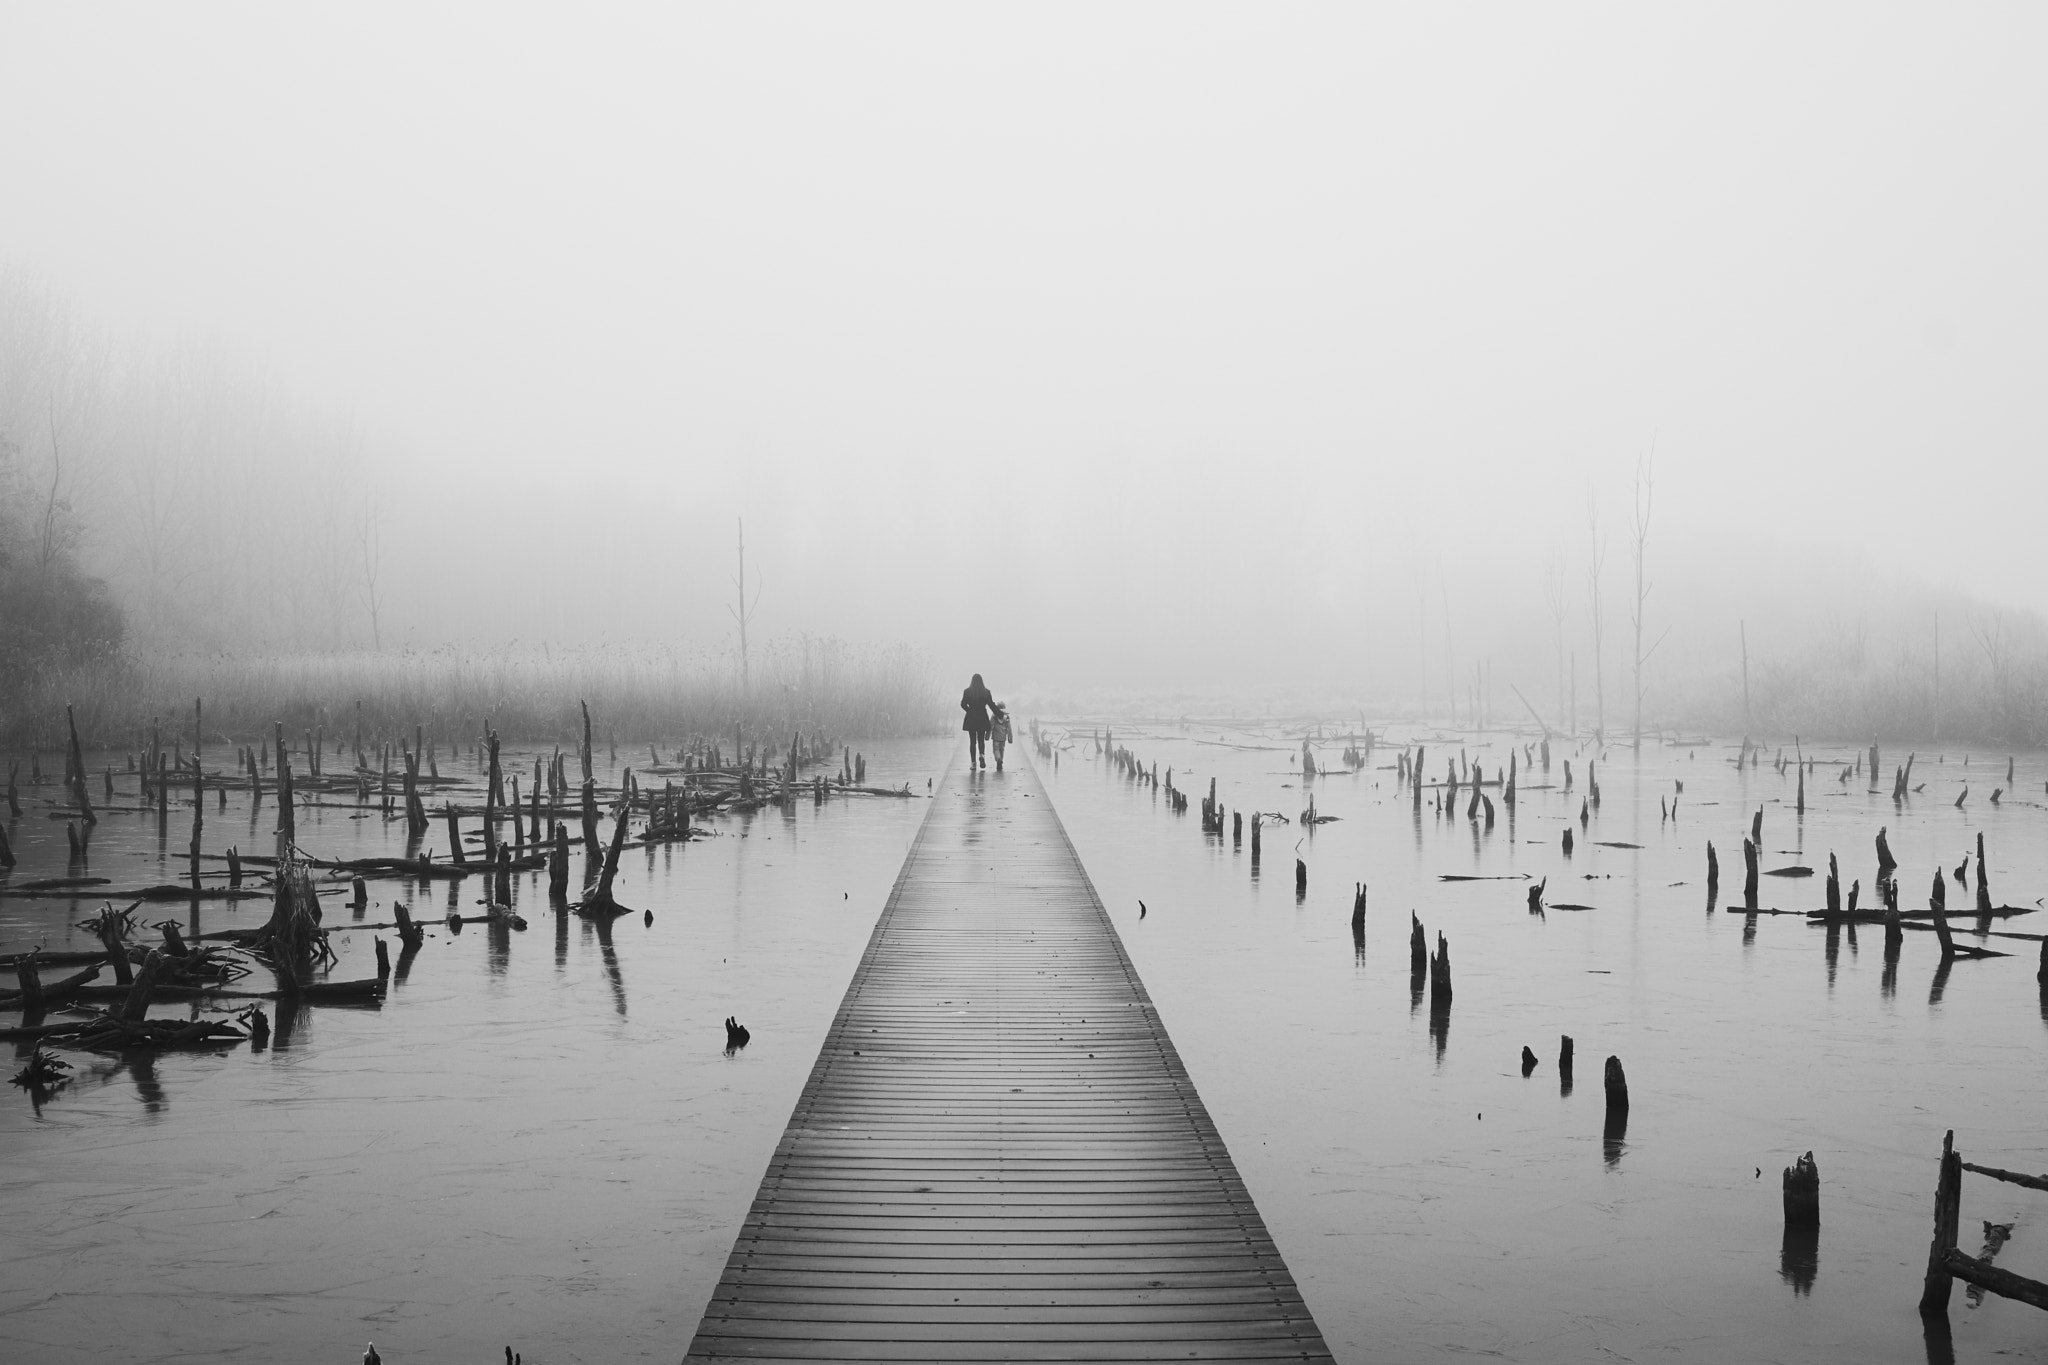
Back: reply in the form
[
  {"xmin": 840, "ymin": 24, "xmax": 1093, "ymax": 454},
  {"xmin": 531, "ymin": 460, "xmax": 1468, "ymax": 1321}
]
[
  {"xmin": 1743, "ymin": 912, "xmax": 1758, "ymax": 947},
  {"xmin": 1351, "ymin": 919, "xmax": 1366, "ymax": 966},
  {"xmin": 487, "ymin": 914, "xmax": 512, "ymax": 975},
  {"xmin": 1825, "ymin": 921, "xmax": 1841, "ymax": 989},
  {"xmin": 1929, "ymin": 958, "xmax": 1953, "ymax": 1008},
  {"xmin": 1780, "ymin": 1223, "xmax": 1819, "ymax": 1295},
  {"xmin": 124, "ymin": 1052, "xmax": 166, "ymax": 1115},
  {"xmin": 1602, "ymin": 1107, "xmax": 1627, "ymax": 1168},
  {"xmin": 554, "ymin": 902, "xmax": 571, "ymax": 970},
  {"xmin": 592, "ymin": 914, "xmax": 627, "ymax": 1017},
  {"xmin": 272, "ymin": 995, "xmax": 305, "ymax": 1050},
  {"xmin": 2039, "ymin": 979, "xmax": 2048, "ymax": 1029},
  {"xmin": 1428, "ymin": 1000, "xmax": 1449, "ymax": 1064}
]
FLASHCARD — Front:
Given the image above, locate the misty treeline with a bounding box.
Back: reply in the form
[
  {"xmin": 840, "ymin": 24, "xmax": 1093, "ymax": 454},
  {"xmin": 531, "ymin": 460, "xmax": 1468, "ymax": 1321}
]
[
  {"xmin": 1, "ymin": 267, "xmax": 371, "ymax": 659},
  {"xmin": 6, "ymin": 636, "xmax": 939, "ymax": 751},
  {"xmin": 0, "ymin": 269, "xmax": 941, "ymax": 745},
  {"xmin": 1672, "ymin": 600, "xmax": 2048, "ymax": 748},
  {"xmin": 1415, "ymin": 457, "xmax": 2048, "ymax": 750}
]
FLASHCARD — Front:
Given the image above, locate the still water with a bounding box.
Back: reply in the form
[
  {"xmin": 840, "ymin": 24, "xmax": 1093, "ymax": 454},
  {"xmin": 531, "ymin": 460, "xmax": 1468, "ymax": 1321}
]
[
  {"xmin": 2, "ymin": 725, "xmax": 2044, "ymax": 1363},
  {"xmin": 1046, "ymin": 723, "xmax": 2048, "ymax": 1365}
]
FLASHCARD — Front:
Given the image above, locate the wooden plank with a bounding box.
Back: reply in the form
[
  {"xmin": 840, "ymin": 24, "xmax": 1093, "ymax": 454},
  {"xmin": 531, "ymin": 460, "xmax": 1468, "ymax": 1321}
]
[{"xmin": 683, "ymin": 756, "xmax": 1333, "ymax": 1362}]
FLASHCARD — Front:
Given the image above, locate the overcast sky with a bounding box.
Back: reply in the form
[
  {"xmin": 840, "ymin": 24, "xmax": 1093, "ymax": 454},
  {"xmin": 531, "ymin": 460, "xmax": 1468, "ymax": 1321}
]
[{"xmin": 3, "ymin": 5, "xmax": 2043, "ymax": 695}]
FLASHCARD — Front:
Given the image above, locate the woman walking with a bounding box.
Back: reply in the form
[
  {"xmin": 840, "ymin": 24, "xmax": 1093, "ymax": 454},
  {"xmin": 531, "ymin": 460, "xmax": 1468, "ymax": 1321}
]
[{"xmin": 960, "ymin": 673, "xmax": 998, "ymax": 770}]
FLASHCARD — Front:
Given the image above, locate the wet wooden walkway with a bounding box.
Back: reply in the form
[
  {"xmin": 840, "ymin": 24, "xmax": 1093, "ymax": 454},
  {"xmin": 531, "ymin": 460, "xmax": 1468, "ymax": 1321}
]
[{"xmin": 685, "ymin": 755, "xmax": 1333, "ymax": 1363}]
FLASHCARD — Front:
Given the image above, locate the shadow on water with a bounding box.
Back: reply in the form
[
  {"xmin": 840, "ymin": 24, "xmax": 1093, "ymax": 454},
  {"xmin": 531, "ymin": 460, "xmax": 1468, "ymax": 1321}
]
[{"xmin": 1779, "ymin": 1223, "xmax": 1819, "ymax": 1295}]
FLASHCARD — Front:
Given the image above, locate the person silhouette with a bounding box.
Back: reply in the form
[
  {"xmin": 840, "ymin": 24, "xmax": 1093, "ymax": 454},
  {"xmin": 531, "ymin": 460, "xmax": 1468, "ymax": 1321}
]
[
  {"xmin": 960, "ymin": 674, "xmax": 997, "ymax": 770},
  {"xmin": 989, "ymin": 702, "xmax": 1012, "ymax": 772}
]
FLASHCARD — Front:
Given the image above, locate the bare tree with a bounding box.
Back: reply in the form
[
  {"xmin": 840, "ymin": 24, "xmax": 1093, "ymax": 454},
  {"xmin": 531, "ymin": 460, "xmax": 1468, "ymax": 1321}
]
[
  {"xmin": 729, "ymin": 518, "xmax": 762, "ymax": 691},
  {"xmin": 358, "ymin": 501, "xmax": 384, "ymax": 651},
  {"xmin": 1965, "ymin": 607, "xmax": 2012, "ymax": 733},
  {"xmin": 1585, "ymin": 487, "xmax": 1607, "ymax": 743},
  {"xmin": 1627, "ymin": 452, "xmax": 1669, "ymax": 750},
  {"xmin": 1440, "ymin": 582, "xmax": 1457, "ymax": 729},
  {"xmin": 1543, "ymin": 548, "xmax": 1568, "ymax": 735}
]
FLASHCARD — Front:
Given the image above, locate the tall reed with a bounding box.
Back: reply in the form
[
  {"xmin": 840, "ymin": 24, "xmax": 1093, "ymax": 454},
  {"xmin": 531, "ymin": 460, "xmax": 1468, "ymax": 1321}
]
[{"xmin": 1, "ymin": 636, "xmax": 943, "ymax": 750}]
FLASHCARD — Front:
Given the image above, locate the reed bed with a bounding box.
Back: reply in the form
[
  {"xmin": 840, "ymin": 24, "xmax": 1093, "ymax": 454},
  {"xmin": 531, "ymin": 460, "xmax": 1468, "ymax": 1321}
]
[{"xmin": 1, "ymin": 636, "xmax": 943, "ymax": 750}]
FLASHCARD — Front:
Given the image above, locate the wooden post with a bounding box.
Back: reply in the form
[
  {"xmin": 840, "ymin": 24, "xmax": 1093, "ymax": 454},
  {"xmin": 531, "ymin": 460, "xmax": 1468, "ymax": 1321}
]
[
  {"xmin": 1975, "ymin": 833, "xmax": 1993, "ymax": 914},
  {"xmin": 1294, "ymin": 858, "xmax": 1307, "ymax": 896},
  {"xmin": 66, "ymin": 703, "xmax": 96, "ymax": 825},
  {"xmin": 121, "ymin": 949, "xmax": 163, "ymax": 1023},
  {"xmin": 1930, "ymin": 870, "xmax": 1956, "ymax": 960},
  {"xmin": 1428, "ymin": 932, "xmax": 1452, "ymax": 1006},
  {"xmin": 403, "ymin": 749, "xmax": 429, "ymax": 836},
  {"xmin": 1604, "ymin": 1055, "xmax": 1629, "ymax": 1122},
  {"xmin": 1559, "ymin": 1035, "xmax": 1574, "ymax": 1087},
  {"xmin": 1742, "ymin": 838, "xmax": 1759, "ymax": 908},
  {"xmin": 1921, "ymin": 1130, "xmax": 1963, "ymax": 1315},
  {"xmin": 14, "ymin": 956, "xmax": 43, "ymax": 1014},
  {"xmin": 1350, "ymin": 883, "xmax": 1367, "ymax": 932},
  {"xmin": 446, "ymin": 804, "xmax": 466, "ymax": 864},
  {"xmin": 1783, "ymin": 1152, "xmax": 1820, "ymax": 1225},
  {"xmin": 1706, "ymin": 841, "xmax": 1719, "ymax": 904},
  {"xmin": 1409, "ymin": 914, "xmax": 1426, "ymax": 981},
  {"xmin": 274, "ymin": 721, "xmax": 295, "ymax": 848},
  {"xmin": 581, "ymin": 778, "xmax": 601, "ymax": 871},
  {"xmin": 374, "ymin": 937, "xmax": 390, "ymax": 982},
  {"xmin": 483, "ymin": 731, "xmax": 501, "ymax": 859},
  {"xmin": 550, "ymin": 822, "xmax": 570, "ymax": 899},
  {"xmin": 189, "ymin": 767, "xmax": 204, "ymax": 889}
]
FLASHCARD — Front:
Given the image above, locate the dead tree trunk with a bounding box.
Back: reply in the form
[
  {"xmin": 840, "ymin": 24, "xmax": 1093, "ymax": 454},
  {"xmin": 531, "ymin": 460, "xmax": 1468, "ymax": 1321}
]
[{"xmin": 577, "ymin": 773, "xmax": 634, "ymax": 918}]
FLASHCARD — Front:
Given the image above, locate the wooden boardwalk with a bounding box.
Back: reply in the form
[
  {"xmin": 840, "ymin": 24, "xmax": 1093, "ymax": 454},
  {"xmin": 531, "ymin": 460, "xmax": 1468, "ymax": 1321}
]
[{"xmin": 685, "ymin": 755, "xmax": 1334, "ymax": 1363}]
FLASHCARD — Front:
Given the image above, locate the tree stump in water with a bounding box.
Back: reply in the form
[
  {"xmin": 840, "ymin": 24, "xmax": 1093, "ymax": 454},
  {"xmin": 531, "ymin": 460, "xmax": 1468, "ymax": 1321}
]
[
  {"xmin": 1784, "ymin": 1152, "xmax": 1820, "ymax": 1226},
  {"xmin": 577, "ymin": 777, "xmax": 635, "ymax": 918}
]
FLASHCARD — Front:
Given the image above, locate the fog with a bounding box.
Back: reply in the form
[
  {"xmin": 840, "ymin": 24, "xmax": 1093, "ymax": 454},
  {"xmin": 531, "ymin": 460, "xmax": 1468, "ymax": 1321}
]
[{"xmin": 4, "ymin": 5, "xmax": 2045, "ymax": 713}]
